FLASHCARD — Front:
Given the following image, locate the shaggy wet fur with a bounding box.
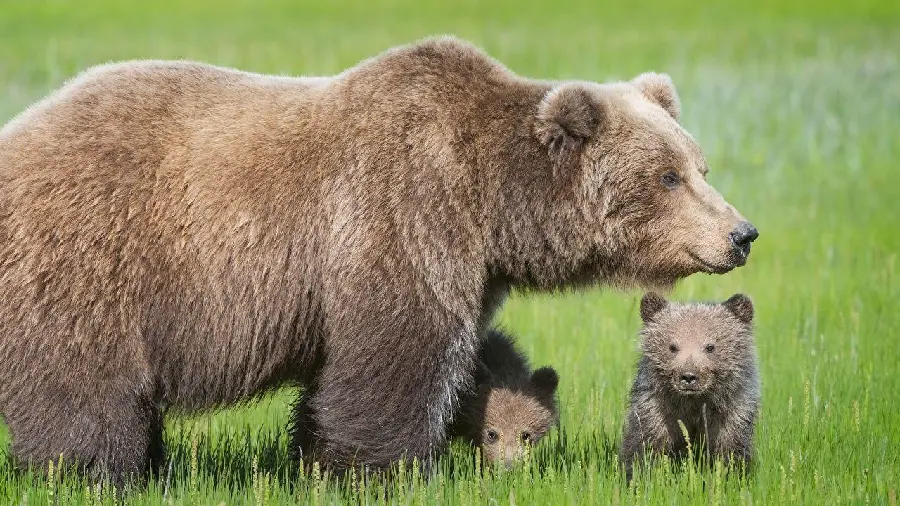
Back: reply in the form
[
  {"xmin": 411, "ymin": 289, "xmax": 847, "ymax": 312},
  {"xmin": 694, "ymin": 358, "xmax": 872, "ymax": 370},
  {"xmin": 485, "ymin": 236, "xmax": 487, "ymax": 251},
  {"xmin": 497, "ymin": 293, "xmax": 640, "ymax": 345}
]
[
  {"xmin": 449, "ymin": 328, "xmax": 559, "ymax": 467},
  {"xmin": 0, "ymin": 35, "xmax": 756, "ymax": 485},
  {"xmin": 619, "ymin": 293, "xmax": 761, "ymax": 480}
]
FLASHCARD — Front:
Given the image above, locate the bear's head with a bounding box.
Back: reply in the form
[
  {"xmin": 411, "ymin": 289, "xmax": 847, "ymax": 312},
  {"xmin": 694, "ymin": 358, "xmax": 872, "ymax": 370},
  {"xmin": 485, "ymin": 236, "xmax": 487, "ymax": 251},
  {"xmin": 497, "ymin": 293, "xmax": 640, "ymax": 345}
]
[
  {"xmin": 466, "ymin": 366, "xmax": 559, "ymax": 468},
  {"xmin": 637, "ymin": 292, "xmax": 756, "ymax": 397},
  {"xmin": 529, "ymin": 73, "xmax": 757, "ymax": 290}
]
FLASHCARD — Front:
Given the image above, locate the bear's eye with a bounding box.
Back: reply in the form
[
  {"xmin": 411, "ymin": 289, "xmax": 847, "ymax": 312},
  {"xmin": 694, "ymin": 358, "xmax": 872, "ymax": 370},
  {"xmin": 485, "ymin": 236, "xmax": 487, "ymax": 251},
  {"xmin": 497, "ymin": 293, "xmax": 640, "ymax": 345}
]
[
  {"xmin": 486, "ymin": 430, "xmax": 499, "ymax": 443},
  {"xmin": 669, "ymin": 343, "xmax": 678, "ymax": 353},
  {"xmin": 661, "ymin": 170, "xmax": 680, "ymax": 189},
  {"xmin": 705, "ymin": 344, "xmax": 715, "ymax": 353},
  {"xmin": 521, "ymin": 431, "xmax": 532, "ymax": 444}
]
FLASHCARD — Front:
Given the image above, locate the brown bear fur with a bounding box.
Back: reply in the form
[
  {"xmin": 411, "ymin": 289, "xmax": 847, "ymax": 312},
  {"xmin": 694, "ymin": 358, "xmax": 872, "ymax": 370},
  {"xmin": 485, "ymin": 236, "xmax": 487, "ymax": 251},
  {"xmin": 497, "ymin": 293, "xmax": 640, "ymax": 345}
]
[
  {"xmin": 619, "ymin": 293, "xmax": 760, "ymax": 480},
  {"xmin": 449, "ymin": 328, "xmax": 559, "ymax": 467},
  {"xmin": 0, "ymin": 35, "xmax": 756, "ymax": 485}
]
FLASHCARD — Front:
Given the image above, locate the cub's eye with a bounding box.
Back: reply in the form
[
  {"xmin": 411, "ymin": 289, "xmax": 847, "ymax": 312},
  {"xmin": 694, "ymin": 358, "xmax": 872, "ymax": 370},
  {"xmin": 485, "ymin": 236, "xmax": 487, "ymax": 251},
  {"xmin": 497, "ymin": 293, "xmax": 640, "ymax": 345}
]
[
  {"xmin": 486, "ymin": 430, "xmax": 499, "ymax": 443},
  {"xmin": 661, "ymin": 170, "xmax": 680, "ymax": 189},
  {"xmin": 705, "ymin": 344, "xmax": 715, "ymax": 353},
  {"xmin": 521, "ymin": 431, "xmax": 532, "ymax": 444},
  {"xmin": 669, "ymin": 343, "xmax": 678, "ymax": 353}
]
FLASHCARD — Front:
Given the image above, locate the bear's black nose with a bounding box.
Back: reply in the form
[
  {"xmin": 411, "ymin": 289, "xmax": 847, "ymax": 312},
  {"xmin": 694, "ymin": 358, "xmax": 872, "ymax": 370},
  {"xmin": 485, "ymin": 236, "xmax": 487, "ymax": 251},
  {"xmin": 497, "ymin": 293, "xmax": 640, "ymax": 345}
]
[
  {"xmin": 680, "ymin": 372, "xmax": 698, "ymax": 385},
  {"xmin": 729, "ymin": 221, "xmax": 758, "ymax": 256}
]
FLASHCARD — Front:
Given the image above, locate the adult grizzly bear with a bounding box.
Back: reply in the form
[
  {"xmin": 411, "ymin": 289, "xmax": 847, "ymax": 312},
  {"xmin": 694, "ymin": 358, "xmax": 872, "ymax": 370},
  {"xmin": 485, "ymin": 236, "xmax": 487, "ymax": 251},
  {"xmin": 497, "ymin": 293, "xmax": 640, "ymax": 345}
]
[{"xmin": 0, "ymin": 36, "xmax": 757, "ymax": 485}]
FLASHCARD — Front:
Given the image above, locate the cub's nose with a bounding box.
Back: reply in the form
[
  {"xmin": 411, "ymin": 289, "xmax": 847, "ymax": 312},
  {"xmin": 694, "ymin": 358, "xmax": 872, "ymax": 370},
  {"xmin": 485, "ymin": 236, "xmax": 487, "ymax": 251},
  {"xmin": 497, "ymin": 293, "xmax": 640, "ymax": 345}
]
[
  {"xmin": 729, "ymin": 221, "xmax": 759, "ymax": 256},
  {"xmin": 502, "ymin": 449, "xmax": 518, "ymax": 468},
  {"xmin": 680, "ymin": 372, "xmax": 698, "ymax": 386}
]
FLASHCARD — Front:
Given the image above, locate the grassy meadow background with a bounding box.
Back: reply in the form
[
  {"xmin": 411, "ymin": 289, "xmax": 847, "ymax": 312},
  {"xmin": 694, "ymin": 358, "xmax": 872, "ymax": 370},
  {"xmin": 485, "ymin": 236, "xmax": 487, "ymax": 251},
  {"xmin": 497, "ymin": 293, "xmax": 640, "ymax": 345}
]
[{"xmin": 1, "ymin": 0, "xmax": 898, "ymax": 503}]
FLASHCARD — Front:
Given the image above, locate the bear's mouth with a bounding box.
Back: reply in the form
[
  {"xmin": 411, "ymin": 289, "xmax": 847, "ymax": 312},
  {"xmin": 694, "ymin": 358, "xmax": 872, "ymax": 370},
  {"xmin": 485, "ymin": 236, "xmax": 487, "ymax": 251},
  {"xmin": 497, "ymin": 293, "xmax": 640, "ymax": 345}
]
[
  {"xmin": 671, "ymin": 380, "xmax": 710, "ymax": 396},
  {"xmin": 686, "ymin": 250, "xmax": 734, "ymax": 275}
]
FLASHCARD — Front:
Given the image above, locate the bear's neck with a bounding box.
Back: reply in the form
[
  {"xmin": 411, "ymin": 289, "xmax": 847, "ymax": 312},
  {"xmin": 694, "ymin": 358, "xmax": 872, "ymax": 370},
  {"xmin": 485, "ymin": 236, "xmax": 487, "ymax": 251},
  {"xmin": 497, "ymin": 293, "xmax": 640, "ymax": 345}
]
[{"xmin": 473, "ymin": 80, "xmax": 600, "ymax": 291}]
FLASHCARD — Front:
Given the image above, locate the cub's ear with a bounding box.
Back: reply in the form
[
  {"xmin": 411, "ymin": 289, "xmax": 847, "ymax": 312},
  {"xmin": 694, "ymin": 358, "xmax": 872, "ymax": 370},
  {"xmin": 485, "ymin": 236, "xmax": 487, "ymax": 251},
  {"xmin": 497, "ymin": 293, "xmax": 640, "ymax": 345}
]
[
  {"xmin": 535, "ymin": 84, "xmax": 605, "ymax": 163},
  {"xmin": 640, "ymin": 292, "xmax": 668, "ymax": 323},
  {"xmin": 722, "ymin": 293, "xmax": 754, "ymax": 324},
  {"xmin": 530, "ymin": 366, "xmax": 559, "ymax": 397},
  {"xmin": 631, "ymin": 72, "xmax": 680, "ymax": 120}
]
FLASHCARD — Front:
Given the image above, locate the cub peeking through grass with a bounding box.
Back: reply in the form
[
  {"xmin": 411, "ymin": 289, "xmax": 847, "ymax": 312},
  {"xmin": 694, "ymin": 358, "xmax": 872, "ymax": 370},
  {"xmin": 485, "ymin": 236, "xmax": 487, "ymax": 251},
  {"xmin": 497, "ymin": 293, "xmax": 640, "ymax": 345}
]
[
  {"xmin": 450, "ymin": 328, "xmax": 559, "ymax": 467},
  {"xmin": 620, "ymin": 292, "xmax": 760, "ymax": 480}
]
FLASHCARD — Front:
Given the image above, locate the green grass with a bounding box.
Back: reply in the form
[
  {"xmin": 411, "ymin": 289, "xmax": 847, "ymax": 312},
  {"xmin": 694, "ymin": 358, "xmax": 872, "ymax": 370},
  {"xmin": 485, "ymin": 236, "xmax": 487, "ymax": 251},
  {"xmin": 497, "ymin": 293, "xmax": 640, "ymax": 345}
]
[{"xmin": 1, "ymin": 0, "xmax": 899, "ymax": 503}]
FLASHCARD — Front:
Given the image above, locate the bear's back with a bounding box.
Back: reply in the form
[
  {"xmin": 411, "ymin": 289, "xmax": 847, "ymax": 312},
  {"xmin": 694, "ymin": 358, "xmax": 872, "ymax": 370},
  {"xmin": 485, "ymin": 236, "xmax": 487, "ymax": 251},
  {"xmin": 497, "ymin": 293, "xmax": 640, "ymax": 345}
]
[{"xmin": 1, "ymin": 60, "xmax": 332, "ymax": 177}]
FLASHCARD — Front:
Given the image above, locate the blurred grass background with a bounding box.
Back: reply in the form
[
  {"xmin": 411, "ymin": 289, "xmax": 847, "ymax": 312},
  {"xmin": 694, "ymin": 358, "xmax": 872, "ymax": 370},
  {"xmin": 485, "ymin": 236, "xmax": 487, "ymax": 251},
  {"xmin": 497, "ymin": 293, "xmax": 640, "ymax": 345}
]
[{"xmin": 1, "ymin": 0, "xmax": 898, "ymax": 504}]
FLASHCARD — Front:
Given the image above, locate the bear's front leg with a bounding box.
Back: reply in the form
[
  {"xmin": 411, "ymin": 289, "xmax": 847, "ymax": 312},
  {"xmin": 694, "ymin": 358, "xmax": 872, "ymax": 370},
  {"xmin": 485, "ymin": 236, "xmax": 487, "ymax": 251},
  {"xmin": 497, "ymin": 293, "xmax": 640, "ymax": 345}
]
[
  {"xmin": 5, "ymin": 385, "xmax": 163, "ymax": 489},
  {"xmin": 301, "ymin": 295, "xmax": 478, "ymax": 473},
  {"xmin": 619, "ymin": 395, "xmax": 670, "ymax": 481},
  {"xmin": 712, "ymin": 411, "xmax": 755, "ymax": 472}
]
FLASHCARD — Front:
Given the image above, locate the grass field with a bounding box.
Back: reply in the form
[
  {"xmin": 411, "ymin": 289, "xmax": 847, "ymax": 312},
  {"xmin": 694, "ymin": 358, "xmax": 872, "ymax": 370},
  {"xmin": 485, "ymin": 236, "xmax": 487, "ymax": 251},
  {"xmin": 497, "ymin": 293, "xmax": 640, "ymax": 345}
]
[{"xmin": 1, "ymin": 0, "xmax": 898, "ymax": 504}]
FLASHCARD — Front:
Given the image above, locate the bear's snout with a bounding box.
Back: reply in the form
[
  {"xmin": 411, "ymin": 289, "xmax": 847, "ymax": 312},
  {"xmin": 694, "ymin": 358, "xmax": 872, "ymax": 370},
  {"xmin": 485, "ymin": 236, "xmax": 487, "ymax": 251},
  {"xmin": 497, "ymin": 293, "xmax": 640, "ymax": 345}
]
[
  {"xmin": 729, "ymin": 221, "xmax": 759, "ymax": 263},
  {"xmin": 674, "ymin": 370, "xmax": 705, "ymax": 393},
  {"xmin": 671, "ymin": 360, "xmax": 711, "ymax": 394},
  {"xmin": 679, "ymin": 372, "xmax": 698, "ymax": 387}
]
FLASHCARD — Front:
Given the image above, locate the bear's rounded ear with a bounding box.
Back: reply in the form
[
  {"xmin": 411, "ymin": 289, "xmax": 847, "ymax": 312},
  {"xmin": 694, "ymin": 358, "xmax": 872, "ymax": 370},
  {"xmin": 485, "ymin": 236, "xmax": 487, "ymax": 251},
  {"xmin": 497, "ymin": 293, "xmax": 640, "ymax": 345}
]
[
  {"xmin": 722, "ymin": 293, "xmax": 754, "ymax": 324},
  {"xmin": 530, "ymin": 366, "xmax": 559, "ymax": 397},
  {"xmin": 631, "ymin": 72, "xmax": 680, "ymax": 121},
  {"xmin": 535, "ymin": 84, "xmax": 605, "ymax": 165},
  {"xmin": 640, "ymin": 292, "xmax": 668, "ymax": 323}
]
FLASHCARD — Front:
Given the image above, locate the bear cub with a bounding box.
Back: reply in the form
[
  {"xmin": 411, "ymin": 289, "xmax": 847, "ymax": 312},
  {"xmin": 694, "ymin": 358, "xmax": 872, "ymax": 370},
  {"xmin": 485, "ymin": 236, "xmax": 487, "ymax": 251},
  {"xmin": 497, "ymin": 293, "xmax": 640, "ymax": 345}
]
[
  {"xmin": 451, "ymin": 328, "xmax": 559, "ymax": 467},
  {"xmin": 619, "ymin": 292, "xmax": 760, "ymax": 479}
]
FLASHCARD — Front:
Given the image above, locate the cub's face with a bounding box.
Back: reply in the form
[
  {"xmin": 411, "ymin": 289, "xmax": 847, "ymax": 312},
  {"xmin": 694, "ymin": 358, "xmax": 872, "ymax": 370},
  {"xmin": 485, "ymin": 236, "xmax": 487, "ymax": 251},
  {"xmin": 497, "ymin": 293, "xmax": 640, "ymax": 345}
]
[
  {"xmin": 476, "ymin": 367, "xmax": 559, "ymax": 467},
  {"xmin": 534, "ymin": 74, "xmax": 757, "ymax": 289},
  {"xmin": 638, "ymin": 292, "xmax": 756, "ymax": 396}
]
